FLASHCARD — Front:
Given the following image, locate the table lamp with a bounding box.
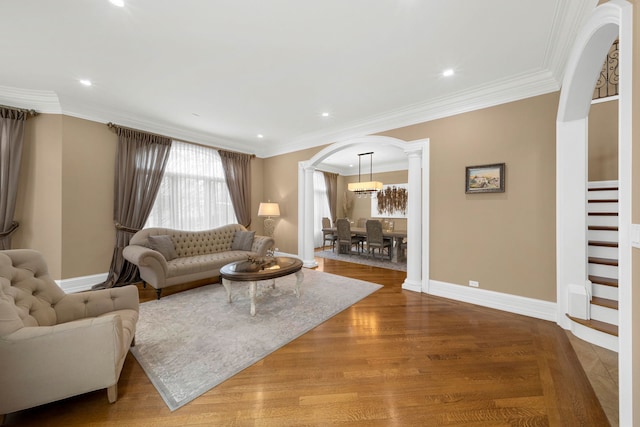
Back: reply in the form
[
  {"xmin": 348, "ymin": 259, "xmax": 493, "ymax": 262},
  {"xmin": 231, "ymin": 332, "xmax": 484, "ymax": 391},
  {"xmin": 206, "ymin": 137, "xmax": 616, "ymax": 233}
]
[{"xmin": 258, "ymin": 202, "xmax": 280, "ymax": 237}]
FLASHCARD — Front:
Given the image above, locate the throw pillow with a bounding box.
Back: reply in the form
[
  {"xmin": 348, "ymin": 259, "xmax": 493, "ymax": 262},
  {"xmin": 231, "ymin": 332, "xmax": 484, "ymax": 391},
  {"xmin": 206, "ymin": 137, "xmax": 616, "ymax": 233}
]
[
  {"xmin": 231, "ymin": 230, "xmax": 255, "ymax": 251},
  {"xmin": 147, "ymin": 235, "xmax": 178, "ymax": 261}
]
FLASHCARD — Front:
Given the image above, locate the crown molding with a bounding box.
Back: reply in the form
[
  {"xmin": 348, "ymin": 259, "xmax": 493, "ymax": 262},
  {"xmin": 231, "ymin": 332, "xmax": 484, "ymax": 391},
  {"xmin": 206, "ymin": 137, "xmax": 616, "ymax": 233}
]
[
  {"xmin": 542, "ymin": 0, "xmax": 599, "ymax": 83},
  {"xmin": 63, "ymin": 105, "xmax": 260, "ymax": 156},
  {"xmin": 1, "ymin": 70, "xmax": 561, "ymax": 162},
  {"xmin": 262, "ymin": 69, "xmax": 561, "ymax": 159},
  {"xmin": 0, "ymin": 85, "xmax": 61, "ymax": 113}
]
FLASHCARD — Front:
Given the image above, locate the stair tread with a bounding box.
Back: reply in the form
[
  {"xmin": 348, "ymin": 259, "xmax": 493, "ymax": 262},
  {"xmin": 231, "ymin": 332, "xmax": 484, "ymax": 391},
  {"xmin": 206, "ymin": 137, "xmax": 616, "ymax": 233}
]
[
  {"xmin": 587, "ymin": 199, "xmax": 618, "ymax": 203},
  {"xmin": 588, "ymin": 240, "xmax": 618, "ymax": 248},
  {"xmin": 588, "ymin": 187, "xmax": 619, "ymax": 191},
  {"xmin": 588, "ymin": 275, "xmax": 619, "ymax": 287},
  {"xmin": 566, "ymin": 314, "xmax": 618, "ymax": 336},
  {"xmin": 591, "ymin": 296, "xmax": 618, "ymax": 310},
  {"xmin": 588, "ymin": 256, "xmax": 618, "ymax": 266},
  {"xmin": 588, "ymin": 226, "xmax": 619, "ymax": 231}
]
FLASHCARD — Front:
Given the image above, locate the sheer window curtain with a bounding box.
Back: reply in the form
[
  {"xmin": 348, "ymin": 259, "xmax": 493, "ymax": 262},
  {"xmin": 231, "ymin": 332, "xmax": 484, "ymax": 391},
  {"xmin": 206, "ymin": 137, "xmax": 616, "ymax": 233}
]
[
  {"xmin": 0, "ymin": 107, "xmax": 29, "ymax": 250},
  {"xmin": 313, "ymin": 171, "xmax": 332, "ymax": 248},
  {"xmin": 146, "ymin": 141, "xmax": 237, "ymax": 231},
  {"xmin": 95, "ymin": 125, "xmax": 172, "ymax": 289}
]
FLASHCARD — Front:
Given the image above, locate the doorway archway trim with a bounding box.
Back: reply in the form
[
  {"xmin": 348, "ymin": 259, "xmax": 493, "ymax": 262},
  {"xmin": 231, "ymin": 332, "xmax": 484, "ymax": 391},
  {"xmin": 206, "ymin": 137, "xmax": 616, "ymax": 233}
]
[
  {"xmin": 556, "ymin": 0, "xmax": 632, "ymax": 423},
  {"xmin": 297, "ymin": 135, "xmax": 429, "ymax": 292}
]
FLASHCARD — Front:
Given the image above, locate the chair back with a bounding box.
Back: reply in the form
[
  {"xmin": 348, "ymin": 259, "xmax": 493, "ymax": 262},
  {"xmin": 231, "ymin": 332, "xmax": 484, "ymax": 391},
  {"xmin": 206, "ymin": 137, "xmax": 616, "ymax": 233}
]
[
  {"xmin": 0, "ymin": 250, "xmax": 65, "ymax": 336},
  {"xmin": 366, "ymin": 220, "xmax": 384, "ymax": 246},
  {"xmin": 356, "ymin": 218, "xmax": 368, "ymax": 228},
  {"xmin": 322, "ymin": 217, "xmax": 331, "ymax": 229},
  {"xmin": 336, "ymin": 219, "xmax": 353, "ymax": 244}
]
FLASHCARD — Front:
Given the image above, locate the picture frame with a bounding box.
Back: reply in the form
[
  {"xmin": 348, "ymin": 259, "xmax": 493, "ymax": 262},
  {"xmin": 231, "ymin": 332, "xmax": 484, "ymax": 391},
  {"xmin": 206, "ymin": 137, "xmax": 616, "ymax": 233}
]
[{"xmin": 465, "ymin": 163, "xmax": 505, "ymax": 193}]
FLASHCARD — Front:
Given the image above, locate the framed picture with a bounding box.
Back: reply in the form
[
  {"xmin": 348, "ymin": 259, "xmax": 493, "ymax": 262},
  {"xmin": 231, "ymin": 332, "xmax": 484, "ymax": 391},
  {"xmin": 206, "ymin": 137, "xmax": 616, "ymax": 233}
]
[{"xmin": 465, "ymin": 163, "xmax": 505, "ymax": 193}]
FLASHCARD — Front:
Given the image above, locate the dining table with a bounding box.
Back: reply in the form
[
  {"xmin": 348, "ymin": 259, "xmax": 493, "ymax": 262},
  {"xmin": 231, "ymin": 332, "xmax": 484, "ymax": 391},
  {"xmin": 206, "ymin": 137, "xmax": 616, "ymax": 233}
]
[{"xmin": 322, "ymin": 227, "xmax": 407, "ymax": 263}]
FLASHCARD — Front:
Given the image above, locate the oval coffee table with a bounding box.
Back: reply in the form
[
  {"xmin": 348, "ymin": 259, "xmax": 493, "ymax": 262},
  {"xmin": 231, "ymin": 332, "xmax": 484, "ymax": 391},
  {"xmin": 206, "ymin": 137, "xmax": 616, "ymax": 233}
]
[{"xmin": 220, "ymin": 256, "xmax": 304, "ymax": 316}]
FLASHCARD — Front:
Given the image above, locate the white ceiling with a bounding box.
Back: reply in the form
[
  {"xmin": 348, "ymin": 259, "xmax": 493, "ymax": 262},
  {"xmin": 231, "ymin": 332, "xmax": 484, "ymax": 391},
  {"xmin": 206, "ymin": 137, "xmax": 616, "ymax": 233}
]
[{"xmin": 0, "ymin": 0, "xmax": 596, "ymax": 174}]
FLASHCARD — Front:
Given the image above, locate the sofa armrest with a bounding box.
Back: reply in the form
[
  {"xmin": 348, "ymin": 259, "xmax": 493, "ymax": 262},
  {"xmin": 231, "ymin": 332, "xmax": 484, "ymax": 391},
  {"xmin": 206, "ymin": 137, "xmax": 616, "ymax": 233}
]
[
  {"xmin": 123, "ymin": 244, "xmax": 169, "ymax": 285},
  {"xmin": 123, "ymin": 245, "xmax": 168, "ymax": 271},
  {"xmin": 0, "ymin": 316, "xmax": 125, "ymax": 414},
  {"xmin": 55, "ymin": 285, "xmax": 139, "ymax": 324},
  {"xmin": 252, "ymin": 235, "xmax": 275, "ymax": 256}
]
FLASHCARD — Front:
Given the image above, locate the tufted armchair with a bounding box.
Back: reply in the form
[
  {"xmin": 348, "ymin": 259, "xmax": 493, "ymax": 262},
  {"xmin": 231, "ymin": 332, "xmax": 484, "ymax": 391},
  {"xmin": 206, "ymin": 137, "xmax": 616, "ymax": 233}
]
[{"xmin": 0, "ymin": 249, "xmax": 139, "ymax": 421}]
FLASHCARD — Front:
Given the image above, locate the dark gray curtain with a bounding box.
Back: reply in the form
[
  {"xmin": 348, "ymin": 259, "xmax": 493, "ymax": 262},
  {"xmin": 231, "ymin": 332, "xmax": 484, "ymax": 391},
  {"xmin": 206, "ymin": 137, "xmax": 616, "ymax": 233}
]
[
  {"xmin": 0, "ymin": 107, "xmax": 28, "ymax": 249},
  {"xmin": 95, "ymin": 126, "xmax": 172, "ymax": 289},
  {"xmin": 323, "ymin": 172, "xmax": 338, "ymax": 223},
  {"xmin": 218, "ymin": 150, "xmax": 252, "ymax": 228}
]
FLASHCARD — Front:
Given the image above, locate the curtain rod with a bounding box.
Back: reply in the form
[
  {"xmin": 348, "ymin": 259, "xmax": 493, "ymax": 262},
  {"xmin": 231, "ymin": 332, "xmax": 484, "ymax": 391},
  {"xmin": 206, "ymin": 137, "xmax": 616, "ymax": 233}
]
[
  {"xmin": 0, "ymin": 104, "xmax": 39, "ymax": 117},
  {"xmin": 106, "ymin": 122, "xmax": 255, "ymax": 158}
]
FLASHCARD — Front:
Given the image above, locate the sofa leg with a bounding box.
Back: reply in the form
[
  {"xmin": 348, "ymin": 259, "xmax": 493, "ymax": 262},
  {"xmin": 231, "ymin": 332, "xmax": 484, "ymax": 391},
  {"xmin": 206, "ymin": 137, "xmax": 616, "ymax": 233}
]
[
  {"xmin": 107, "ymin": 384, "xmax": 118, "ymax": 403},
  {"xmin": 155, "ymin": 289, "xmax": 162, "ymax": 300},
  {"xmin": 142, "ymin": 281, "xmax": 147, "ymax": 288}
]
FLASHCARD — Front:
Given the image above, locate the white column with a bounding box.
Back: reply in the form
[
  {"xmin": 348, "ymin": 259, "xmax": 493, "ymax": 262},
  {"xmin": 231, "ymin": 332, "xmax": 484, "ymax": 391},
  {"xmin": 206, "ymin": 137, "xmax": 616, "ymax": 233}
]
[
  {"xmin": 556, "ymin": 119, "xmax": 588, "ymax": 329},
  {"xmin": 302, "ymin": 164, "xmax": 317, "ymax": 268},
  {"xmin": 402, "ymin": 148, "xmax": 423, "ymax": 292}
]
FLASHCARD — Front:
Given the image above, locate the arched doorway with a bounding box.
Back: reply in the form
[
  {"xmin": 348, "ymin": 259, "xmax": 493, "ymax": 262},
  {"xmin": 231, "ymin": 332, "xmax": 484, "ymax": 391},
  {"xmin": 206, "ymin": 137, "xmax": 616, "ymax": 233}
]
[
  {"xmin": 556, "ymin": 0, "xmax": 632, "ymax": 422},
  {"xmin": 297, "ymin": 135, "xmax": 429, "ymax": 292}
]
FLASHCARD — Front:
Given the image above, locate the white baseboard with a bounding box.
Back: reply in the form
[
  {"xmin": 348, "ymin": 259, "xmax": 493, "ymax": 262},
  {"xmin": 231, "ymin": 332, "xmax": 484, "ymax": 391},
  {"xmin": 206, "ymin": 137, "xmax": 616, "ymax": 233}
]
[
  {"xmin": 56, "ymin": 273, "xmax": 108, "ymax": 294},
  {"xmin": 402, "ymin": 279, "xmax": 422, "ymax": 293},
  {"xmin": 427, "ymin": 279, "xmax": 558, "ymax": 322}
]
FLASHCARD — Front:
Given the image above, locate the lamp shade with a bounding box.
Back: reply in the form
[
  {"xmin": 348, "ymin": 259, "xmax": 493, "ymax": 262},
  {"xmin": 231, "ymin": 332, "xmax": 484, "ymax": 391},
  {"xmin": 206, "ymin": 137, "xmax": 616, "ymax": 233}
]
[
  {"xmin": 258, "ymin": 202, "xmax": 280, "ymax": 217},
  {"xmin": 347, "ymin": 181, "xmax": 383, "ymax": 192}
]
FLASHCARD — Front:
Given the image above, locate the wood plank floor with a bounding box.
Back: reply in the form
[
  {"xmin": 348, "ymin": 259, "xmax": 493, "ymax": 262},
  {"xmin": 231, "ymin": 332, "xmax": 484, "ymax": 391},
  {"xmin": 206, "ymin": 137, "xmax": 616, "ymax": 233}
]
[{"xmin": 4, "ymin": 258, "xmax": 609, "ymax": 426}]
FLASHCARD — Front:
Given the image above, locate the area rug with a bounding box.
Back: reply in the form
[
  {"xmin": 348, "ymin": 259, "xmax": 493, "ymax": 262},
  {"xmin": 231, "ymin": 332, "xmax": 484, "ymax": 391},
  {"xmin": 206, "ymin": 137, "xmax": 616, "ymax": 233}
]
[
  {"xmin": 315, "ymin": 249, "xmax": 407, "ymax": 272},
  {"xmin": 129, "ymin": 268, "xmax": 382, "ymax": 411}
]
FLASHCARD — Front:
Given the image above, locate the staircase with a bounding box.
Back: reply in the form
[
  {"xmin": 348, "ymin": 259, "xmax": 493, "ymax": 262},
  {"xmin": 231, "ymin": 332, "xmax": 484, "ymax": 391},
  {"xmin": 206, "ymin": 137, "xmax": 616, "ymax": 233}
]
[{"xmin": 567, "ymin": 181, "xmax": 619, "ymax": 350}]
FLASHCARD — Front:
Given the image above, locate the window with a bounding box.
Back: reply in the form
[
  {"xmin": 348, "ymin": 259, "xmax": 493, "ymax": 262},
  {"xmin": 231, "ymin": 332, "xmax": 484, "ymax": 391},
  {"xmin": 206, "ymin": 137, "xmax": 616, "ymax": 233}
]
[
  {"xmin": 313, "ymin": 171, "xmax": 332, "ymax": 247},
  {"xmin": 145, "ymin": 141, "xmax": 237, "ymax": 230}
]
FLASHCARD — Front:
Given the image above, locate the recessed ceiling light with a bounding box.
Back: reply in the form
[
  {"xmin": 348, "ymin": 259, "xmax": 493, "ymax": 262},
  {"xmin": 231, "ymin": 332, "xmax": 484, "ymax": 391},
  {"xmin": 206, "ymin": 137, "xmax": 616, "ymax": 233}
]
[
  {"xmin": 110, "ymin": 0, "xmax": 125, "ymax": 7},
  {"xmin": 321, "ymin": 112, "xmax": 330, "ymax": 117},
  {"xmin": 443, "ymin": 69, "xmax": 455, "ymax": 77},
  {"xmin": 79, "ymin": 79, "xmax": 92, "ymax": 87},
  {"xmin": 257, "ymin": 134, "xmax": 264, "ymax": 139}
]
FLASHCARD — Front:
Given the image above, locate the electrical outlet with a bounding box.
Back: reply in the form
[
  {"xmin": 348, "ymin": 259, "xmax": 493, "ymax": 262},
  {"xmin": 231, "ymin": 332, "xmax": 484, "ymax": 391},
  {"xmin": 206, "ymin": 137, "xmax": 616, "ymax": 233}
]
[{"xmin": 469, "ymin": 280, "xmax": 479, "ymax": 288}]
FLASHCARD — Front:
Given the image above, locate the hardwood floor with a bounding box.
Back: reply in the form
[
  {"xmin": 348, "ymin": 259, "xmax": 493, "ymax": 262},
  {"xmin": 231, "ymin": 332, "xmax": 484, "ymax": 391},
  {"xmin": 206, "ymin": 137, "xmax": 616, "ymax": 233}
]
[{"xmin": 5, "ymin": 258, "xmax": 609, "ymax": 426}]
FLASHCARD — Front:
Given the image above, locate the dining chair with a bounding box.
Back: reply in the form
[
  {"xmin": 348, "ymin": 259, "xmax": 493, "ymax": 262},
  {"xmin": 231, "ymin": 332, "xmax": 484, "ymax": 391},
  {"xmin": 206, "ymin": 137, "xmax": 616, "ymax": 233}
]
[
  {"xmin": 321, "ymin": 217, "xmax": 337, "ymax": 251},
  {"xmin": 365, "ymin": 219, "xmax": 392, "ymax": 259},
  {"xmin": 336, "ymin": 218, "xmax": 364, "ymax": 255}
]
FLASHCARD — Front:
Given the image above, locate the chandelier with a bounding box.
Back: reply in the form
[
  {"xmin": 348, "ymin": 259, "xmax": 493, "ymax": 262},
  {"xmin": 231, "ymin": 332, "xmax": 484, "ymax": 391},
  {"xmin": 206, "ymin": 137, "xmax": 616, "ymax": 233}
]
[{"xmin": 347, "ymin": 152, "xmax": 383, "ymax": 198}]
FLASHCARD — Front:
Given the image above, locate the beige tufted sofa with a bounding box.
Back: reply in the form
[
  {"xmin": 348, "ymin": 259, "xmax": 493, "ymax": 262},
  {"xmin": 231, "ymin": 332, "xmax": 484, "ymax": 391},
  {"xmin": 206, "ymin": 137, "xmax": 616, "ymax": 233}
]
[
  {"xmin": 0, "ymin": 249, "xmax": 139, "ymax": 422},
  {"xmin": 123, "ymin": 223, "xmax": 274, "ymax": 299}
]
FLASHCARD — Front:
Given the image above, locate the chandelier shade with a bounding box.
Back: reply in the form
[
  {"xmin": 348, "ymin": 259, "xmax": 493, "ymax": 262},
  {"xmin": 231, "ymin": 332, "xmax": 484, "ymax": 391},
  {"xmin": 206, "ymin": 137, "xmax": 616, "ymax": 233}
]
[
  {"xmin": 347, "ymin": 152, "xmax": 383, "ymax": 196},
  {"xmin": 347, "ymin": 181, "xmax": 383, "ymax": 193}
]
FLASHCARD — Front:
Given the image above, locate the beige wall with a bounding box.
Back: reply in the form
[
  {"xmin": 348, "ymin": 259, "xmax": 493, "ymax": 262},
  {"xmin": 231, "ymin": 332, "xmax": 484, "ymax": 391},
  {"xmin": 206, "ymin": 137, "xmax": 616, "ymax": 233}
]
[
  {"xmin": 14, "ymin": 115, "xmax": 117, "ymax": 279},
  {"xmin": 589, "ymin": 99, "xmax": 618, "ymax": 181},
  {"xmin": 60, "ymin": 116, "xmax": 117, "ymax": 278},
  {"xmin": 262, "ymin": 146, "xmax": 323, "ymax": 252},
  {"xmin": 378, "ymin": 92, "xmax": 559, "ymax": 301},
  {"xmin": 14, "ymin": 114, "xmax": 64, "ymax": 278}
]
